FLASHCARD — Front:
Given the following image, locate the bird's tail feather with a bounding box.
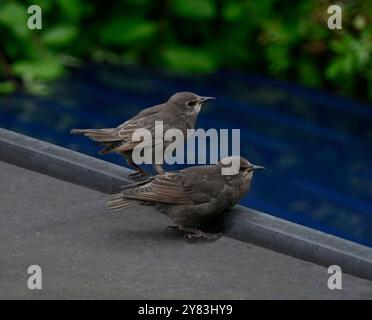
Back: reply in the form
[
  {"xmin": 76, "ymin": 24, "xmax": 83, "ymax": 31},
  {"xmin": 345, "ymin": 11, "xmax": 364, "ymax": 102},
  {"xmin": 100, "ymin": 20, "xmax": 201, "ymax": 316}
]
[
  {"xmin": 70, "ymin": 128, "xmax": 117, "ymax": 142},
  {"xmin": 107, "ymin": 193, "xmax": 142, "ymax": 211},
  {"xmin": 70, "ymin": 128, "xmax": 100, "ymax": 135}
]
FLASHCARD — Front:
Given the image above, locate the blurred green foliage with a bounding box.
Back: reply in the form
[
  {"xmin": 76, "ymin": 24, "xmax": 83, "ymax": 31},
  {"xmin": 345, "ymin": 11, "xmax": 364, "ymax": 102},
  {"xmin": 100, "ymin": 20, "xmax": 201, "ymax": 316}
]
[{"xmin": 0, "ymin": 0, "xmax": 371, "ymax": 101}]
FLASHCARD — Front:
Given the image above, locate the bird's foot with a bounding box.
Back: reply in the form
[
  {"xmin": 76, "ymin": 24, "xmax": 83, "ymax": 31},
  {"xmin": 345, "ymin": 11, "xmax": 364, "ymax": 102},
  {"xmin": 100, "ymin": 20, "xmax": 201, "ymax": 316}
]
[
  {"xmin": 166, "ymin": 225, "xmax": 179, "ymax": 231},
  {"xmin": 184, "ymin": 232, "xmax": 223, "ymax": 240},
  {"xmin": 180, "ymin": 227, "xmax": 223, "ymax": 240},
  {"xmin": 128, "ymin": 171, "xmax": 148, "ymax": 178}
]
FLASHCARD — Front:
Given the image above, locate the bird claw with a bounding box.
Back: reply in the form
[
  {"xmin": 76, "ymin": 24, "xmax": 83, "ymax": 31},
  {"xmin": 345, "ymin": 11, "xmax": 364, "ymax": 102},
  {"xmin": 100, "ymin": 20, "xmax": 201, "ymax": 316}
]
[
  {"xmin": 166, "ymin": 225, "xmax": 179, "ymax": 231},
  {"xmin": 128, "ymin": 171, "xmax": 148, "ymax": 178},
  {"xmin": 167, "ymin": 225, "xmax": 222, "ymax": 240},
  {"xmin": 184, "ymin": 233, "xmax": 202, "ymax": 239},
  {"xmin": 184, "ymin": 231, "xmax": 223, "ymax": 240}
]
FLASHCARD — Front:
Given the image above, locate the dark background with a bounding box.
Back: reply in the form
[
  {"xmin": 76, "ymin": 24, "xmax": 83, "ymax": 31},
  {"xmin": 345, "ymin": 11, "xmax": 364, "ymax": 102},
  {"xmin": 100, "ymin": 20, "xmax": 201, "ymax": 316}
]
[{"xmin": 0, "ymin": 0, "xmax": 371, "ymax": 102}]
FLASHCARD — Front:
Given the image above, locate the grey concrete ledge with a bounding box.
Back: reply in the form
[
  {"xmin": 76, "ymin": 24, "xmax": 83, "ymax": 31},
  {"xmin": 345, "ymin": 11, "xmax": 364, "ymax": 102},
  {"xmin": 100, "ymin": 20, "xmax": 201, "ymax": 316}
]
[
  {"xmin": 0, "ymin": 128, "xmax": 132, "ymax": 194},
  {"xmin": 1, "ymin": 127, "xmax": 372, "ymax": 281}
]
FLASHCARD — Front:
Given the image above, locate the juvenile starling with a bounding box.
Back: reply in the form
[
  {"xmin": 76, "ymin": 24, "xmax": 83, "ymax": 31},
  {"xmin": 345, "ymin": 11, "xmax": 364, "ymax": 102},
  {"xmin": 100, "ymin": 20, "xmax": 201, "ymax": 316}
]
[
  {"xmin": 107, "ymin": 156, "xmax": 265, "ymax": 239},
  {"xmin": 70, "ymin": 92, "xmax": 214, "ymax": 177}
]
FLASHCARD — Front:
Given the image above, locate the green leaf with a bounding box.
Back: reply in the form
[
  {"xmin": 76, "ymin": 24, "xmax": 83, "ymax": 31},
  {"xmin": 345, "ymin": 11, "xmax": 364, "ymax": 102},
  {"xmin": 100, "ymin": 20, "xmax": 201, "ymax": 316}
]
[
  {"xmin": 57, "ymin": 0, "xmax": 84, "ymax": 21},
  {"xmin": 0, "ymin": 81, "xmax": 16, "ymax": 94},
  {"xmin": 101, "ymin": 18, "xmax": 157, "ymax": 46},
  {"xmin": 26, "ymin": 0, "xmax": 54, "ymax": 13},
  {"xmin": 222, "ymin": 2, "xmax": 244, "ymax": 22},
  {"xmin": 265, "ymin": 45, "xmax": 290, "ymax": 74},
  {"xmin": 297, "ymin": 61, "xmax": 321, "ymax": 87},
  {"xmin": 170, "ymin": 0, "xmax": 216, "ymax": 20},
  {"xmin": 162, "ymin": 47, "xmax": 218, "ymax": 73},
  {"xmin": 326, "ymin": 59, "xmax": 343, "ymax": 79},
  {"xmin": 12, "ymin": 59, "xmax": 64, "ymax": 81},
  {"xmin": 42, "ymin": 25, "xmax": 78, "ymax": 47},
  {"xmin": 0, "ymin": 2, "xmax": 28, "ymax": 37},
  {"xmin": 326, "ymin": 54, "xmax": 354, "ymax": 80}
]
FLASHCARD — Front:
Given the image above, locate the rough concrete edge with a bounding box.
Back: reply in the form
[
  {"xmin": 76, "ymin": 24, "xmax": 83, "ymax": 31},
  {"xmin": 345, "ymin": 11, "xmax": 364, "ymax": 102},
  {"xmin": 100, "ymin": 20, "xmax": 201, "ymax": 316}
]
[{"xmin": 1, "ymin": 127, "xmax": 372, "ymax": 281}]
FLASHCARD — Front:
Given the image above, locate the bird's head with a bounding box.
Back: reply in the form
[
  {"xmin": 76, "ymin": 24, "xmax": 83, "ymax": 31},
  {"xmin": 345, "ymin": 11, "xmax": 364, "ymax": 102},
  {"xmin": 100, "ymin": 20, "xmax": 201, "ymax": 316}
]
[
  {"xmin": 219, "ymin": 156, "xmax": 265, "ymax": 185},
  {"xmin": 168, "ymin": 92, "xmax": 215, "ymax": 114}
]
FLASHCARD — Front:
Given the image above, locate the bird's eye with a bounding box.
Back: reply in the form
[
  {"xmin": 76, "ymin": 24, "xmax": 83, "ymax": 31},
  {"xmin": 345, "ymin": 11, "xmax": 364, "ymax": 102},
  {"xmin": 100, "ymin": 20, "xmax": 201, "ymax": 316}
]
[{"xmin": 187, "ymin": 101, "xmax": 197, "ymax": 107}]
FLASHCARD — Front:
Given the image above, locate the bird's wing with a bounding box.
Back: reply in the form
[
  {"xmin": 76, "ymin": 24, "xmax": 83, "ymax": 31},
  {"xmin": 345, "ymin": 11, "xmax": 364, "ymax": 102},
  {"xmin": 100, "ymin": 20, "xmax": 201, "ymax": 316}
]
[
  {"xmin": 117, "ymin": 117, "xmax": 155, "ymax": 142},
  {"xmin": 119, "ymin": 170, "xmax": 221, "ymax": 205},
  {"xmin": 180, "ymin": 169, "xmax": 224, "ymax": 203},
  {"xmin": 71, "ymin": 104, "xmax": 167, "ymax": 145},
  {"xmin": 117, "ymin": 104, "xmax": 165, "ymax": 142}
]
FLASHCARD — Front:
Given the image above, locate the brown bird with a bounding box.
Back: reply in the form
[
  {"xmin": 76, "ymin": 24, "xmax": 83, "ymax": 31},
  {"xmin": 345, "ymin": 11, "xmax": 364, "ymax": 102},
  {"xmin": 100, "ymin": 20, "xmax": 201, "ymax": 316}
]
[
  {"xmin": 70, "ymin": 92, "xmax": 214, "ymax": 177},
  {"xmin": 108, "ymin": 156, "xmax": 265, "ymax": 239}
]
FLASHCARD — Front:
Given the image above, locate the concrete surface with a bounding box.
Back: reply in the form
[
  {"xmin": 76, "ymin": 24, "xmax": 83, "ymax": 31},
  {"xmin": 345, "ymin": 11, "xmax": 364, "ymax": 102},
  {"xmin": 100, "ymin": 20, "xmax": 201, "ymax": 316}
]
[
  {"xmin": 0, "ymin": 161, "xmax": 371, "ymax": 299},
  {"xmin": 2, "ymin": 127, "xmax": 372, "ymax": 281}
]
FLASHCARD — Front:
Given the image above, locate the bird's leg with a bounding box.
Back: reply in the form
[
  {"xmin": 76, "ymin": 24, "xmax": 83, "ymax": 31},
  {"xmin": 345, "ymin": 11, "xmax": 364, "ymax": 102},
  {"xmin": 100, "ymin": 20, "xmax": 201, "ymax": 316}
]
[
  {"xmin": 153, "ymin": 164, "xmax": 165, "ymax": 175},
  {"xmin": 128, "ymin": 167, "xmax": 148, "ymax": 178},
  {"xmin": 122, "ymin": 152, "xmax": 150, "ymax": 178},
  {"xmin": 178, "ymin": 226, "xmax": 223, "ymax": 240},
  {"xmin": 126, "ymin": 159, "xmax": 148, "ymax": 178}
]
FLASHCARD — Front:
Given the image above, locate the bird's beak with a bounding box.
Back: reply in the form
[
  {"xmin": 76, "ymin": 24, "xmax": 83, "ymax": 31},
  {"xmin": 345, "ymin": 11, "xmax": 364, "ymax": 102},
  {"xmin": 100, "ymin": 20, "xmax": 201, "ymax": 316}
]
[
  {"xmin": 199, "ymin": 96, "xmax": 215, "ymax": 104},
  {"xmin": 247, "ymin": 165, "xmax": 265, "ymax": 172}
]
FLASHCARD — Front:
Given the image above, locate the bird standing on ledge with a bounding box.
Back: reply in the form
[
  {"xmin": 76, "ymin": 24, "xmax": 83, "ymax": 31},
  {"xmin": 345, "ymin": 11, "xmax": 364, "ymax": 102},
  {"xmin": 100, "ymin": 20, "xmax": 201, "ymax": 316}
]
[
  {"xmin": 70, "ymin": 92, "xmax": 214, "ymax": 177},
  {"xmin": 108, "ymin": 156, "xmax": 265, "ymax": 239}
]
